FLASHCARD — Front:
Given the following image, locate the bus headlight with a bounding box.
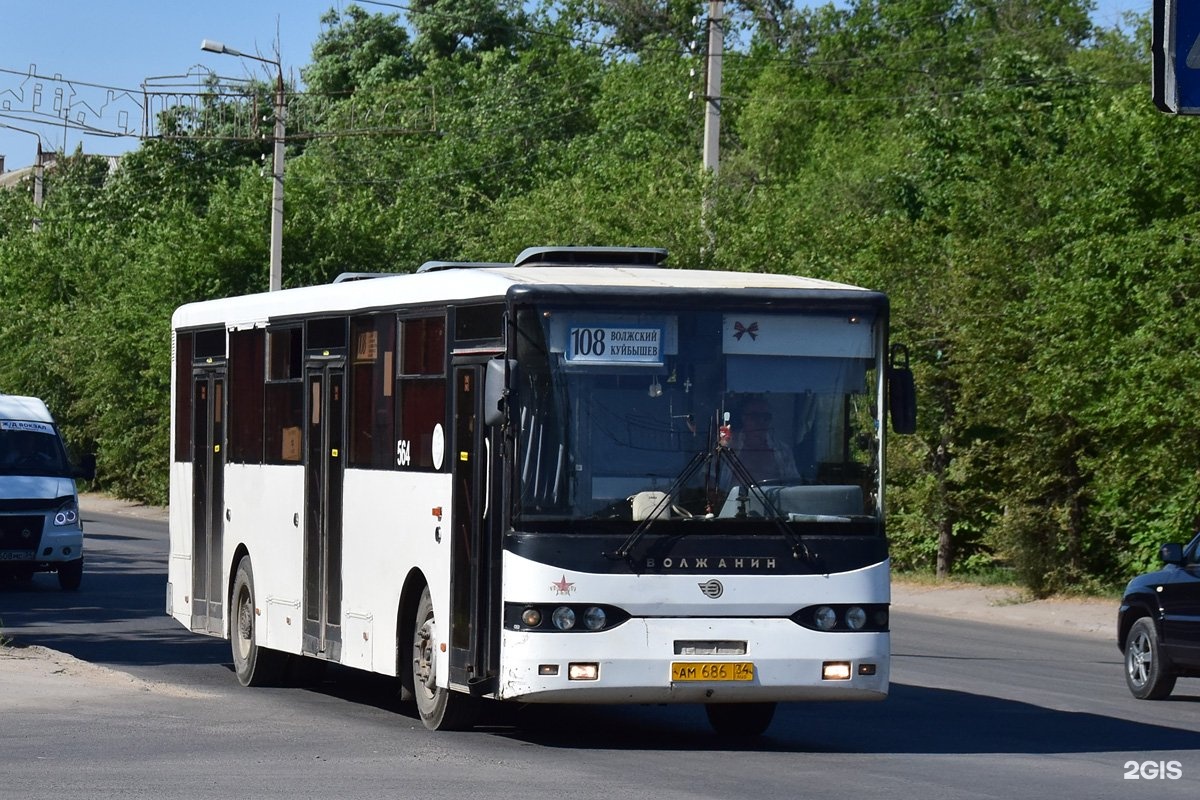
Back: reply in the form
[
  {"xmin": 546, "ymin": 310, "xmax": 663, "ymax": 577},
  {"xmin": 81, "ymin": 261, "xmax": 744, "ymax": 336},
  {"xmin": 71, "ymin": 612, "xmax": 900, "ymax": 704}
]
[
  {"xmin": 552, "ymin": 606, "xmax": 576, "ymax": 630},
  {"xmin": 791, "ymin": 603, "xmax": 890, "ymax": 633},
  {"xmin": 504, "ymin": 602, "xmax": 630, "ymax": 632},
  {"xmin": 845, "ymin": 606, "xmax": 867, "ymax": 630},
  {"xmin": 813, "ymin": 606, "xmax": 837, "ymax": 631},
  {"xmin": 583, "ymin": 606, "xmax": 607, "ymax": 631}
]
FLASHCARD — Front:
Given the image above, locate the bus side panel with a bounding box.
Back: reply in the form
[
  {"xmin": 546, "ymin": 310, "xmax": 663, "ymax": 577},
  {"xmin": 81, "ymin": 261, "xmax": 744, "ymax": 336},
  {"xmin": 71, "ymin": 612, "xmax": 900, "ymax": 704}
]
[
  {"xmin": 223, "ymin": 463, "xmax": 306, "ymax": 655},
  {"xmin": 167, "ymin": 460, "xmax": 195, "ymax": 630},
  {"xmin": 340, "ymin": 469, "xmax": 453, "ymax": 676}
]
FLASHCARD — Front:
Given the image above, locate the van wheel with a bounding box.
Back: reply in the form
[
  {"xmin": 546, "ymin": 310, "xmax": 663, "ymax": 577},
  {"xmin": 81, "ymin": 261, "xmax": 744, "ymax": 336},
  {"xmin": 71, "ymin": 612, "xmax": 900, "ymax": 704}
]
[
  {"xmin": 231, "ymin": 558, "xmax": 287, "ymax": 687},
  {"xmin": 411, "ymin": 585, "xmax": 477, "ymax": 730},
  {"xmin": 57, "ymin": 558, "xmax": 83, "ymax": 591}
]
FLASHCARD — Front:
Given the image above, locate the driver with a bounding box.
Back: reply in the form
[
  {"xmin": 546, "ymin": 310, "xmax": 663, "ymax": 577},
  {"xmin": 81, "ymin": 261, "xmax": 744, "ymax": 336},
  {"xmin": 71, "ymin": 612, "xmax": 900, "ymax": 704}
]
[{"xmin": 730, "ymin": 396, "xmax": 799, "ymax": 483}]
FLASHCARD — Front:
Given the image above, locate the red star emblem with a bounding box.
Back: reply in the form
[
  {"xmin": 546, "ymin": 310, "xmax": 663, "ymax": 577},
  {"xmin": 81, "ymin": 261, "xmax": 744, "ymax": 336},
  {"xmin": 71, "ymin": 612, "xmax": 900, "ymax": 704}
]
[{"xmin": 551, "ymin": 575, "xmax": 576, "ymax": 595}]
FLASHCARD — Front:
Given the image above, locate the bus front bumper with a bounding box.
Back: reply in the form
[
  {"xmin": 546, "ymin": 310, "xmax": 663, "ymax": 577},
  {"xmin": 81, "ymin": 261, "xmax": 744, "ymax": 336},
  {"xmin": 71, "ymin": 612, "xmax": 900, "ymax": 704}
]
[{"xmin": 496, "ymin": 617, "xmax": 889, "ymax": 704}]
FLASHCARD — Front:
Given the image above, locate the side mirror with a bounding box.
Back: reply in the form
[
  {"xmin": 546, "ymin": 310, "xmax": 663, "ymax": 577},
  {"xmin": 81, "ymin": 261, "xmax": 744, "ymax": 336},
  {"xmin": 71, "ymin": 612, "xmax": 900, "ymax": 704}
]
[
  {"xmin": 888, "ymin": 344, "xmax": 917, "ymax": 435},
  {"xmin": 73, "ymin": 453, "xmax": 96, "ymax": 482},
  {"xmin": 484, "ymin": 358, "xmax": 516, "ymax": 427},
  {"xmin": 1160, "ymin": 542, "xmax": 1185, "ymax": 566}
]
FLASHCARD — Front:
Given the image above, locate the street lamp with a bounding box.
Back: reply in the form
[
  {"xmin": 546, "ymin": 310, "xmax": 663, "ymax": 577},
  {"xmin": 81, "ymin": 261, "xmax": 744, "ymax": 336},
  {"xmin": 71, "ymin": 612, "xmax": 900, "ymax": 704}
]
[
  {"xmin": 0, "ymin": 121, "xmax": 46, "ymax": 231},
  {"xmin": 201, "ymin": 39, "xmax": 285, "ymax": 292}
]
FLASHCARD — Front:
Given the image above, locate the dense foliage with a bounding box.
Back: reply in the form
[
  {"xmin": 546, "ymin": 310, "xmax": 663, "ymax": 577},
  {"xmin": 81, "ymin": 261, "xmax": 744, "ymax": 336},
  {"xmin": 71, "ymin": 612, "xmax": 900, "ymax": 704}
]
[{"xmin": 0, "ymin": 0, "xmax": 1190, "ymax": 594}]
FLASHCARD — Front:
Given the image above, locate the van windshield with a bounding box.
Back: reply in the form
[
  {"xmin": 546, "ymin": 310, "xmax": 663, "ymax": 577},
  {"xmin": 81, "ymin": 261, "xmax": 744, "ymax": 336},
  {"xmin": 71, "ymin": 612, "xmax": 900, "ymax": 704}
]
[{"xmin": 0, "ymin": 421, "xmax": 72, "ymax": 477}]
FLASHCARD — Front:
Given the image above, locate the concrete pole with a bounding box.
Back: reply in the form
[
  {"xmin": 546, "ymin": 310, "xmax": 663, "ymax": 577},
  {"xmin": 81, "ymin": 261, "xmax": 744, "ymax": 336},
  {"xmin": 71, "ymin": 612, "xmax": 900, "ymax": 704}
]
[
  {"xmin": 702, "ymin": 0, "xmax": 724, "ymax": 177},
  {"xmin": 32, "ymin": 140, "xmax": 43, "ymax": 232},
  {"xmin": 701, "ymin": 1, "xmax": 725, "ymax": 254},
  {"xmin": 269, "ymin": 69, "xmax": 285, "ymax": 292}
]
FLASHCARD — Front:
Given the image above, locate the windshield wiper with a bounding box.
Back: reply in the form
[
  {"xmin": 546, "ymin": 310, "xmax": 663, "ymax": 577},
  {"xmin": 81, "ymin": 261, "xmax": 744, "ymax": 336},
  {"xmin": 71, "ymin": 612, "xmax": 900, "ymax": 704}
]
[
  {"xmin": 710, "ymin": 446, "xmax": 813, "ymax": 564},
  {"xmin": 608, "ymin": 438, "xmax": 812, "ymax": 566}
]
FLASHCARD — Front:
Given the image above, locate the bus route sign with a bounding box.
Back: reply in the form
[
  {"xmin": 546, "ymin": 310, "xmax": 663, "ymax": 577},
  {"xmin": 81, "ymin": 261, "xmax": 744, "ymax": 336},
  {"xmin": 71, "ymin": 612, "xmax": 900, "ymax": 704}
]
[
  {"xmin": 566, "ymin": 325, "xmax": 663, "ymax": 365},
  {"xmin": 1153, "ymin": 0, "xmax": 1200, "ymax": 114}
]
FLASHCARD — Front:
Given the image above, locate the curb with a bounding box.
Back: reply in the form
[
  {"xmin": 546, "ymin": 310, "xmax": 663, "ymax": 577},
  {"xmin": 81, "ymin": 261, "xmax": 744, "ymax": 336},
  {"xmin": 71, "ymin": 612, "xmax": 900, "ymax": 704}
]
[{"xmin": 79, "ymin": 492, "xmax": 169, "ymax": 522}]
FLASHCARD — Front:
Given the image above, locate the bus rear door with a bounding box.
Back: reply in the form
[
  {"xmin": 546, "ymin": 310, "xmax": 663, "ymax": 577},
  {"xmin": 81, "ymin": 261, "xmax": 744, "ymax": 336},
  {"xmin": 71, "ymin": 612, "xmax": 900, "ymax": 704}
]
[
  {"xmin": 191, "ymin": 367, "xmax": 225, "ymax": 636},
  {"xmin": 304, "ymin": 360, "xmax": 345, "ymax": 660}
]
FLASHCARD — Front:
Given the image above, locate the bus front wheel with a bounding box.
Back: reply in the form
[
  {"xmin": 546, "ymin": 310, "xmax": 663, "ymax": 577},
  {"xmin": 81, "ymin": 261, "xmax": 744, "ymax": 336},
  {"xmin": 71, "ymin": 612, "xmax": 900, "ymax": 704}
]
[
  {"xmin": 231, "ymin": 558, "xmax": 287, "ymax": 687},
  {"xmin": 411, "ymin": 585, "xmax": 476, "ymax": 731},
  {"xmin": 704, "ymin": 702, "xmax": 777, "ymax": 737}
]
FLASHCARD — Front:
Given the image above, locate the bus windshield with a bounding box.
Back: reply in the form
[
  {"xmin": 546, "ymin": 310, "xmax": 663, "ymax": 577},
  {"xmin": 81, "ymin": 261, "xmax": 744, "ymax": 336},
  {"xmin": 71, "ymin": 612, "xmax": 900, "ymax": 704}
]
[{"xmin": 512, "ymin": 304, "xmax": 882, "ymax": 525}]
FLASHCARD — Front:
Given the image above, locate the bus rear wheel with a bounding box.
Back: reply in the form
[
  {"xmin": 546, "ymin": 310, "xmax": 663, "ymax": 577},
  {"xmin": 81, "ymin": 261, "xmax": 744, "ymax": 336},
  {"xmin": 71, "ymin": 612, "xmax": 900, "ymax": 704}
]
[
  {"xmin": 411, "ymin": 586, "xmax": 476, "ymax": 731},
  {"xmin": 231, "ymin": 557, "xmax": 287, "ymax": 687},
  {"xmin": 704, "ymin": 702, "xmax": 776, "ymax": 737}
]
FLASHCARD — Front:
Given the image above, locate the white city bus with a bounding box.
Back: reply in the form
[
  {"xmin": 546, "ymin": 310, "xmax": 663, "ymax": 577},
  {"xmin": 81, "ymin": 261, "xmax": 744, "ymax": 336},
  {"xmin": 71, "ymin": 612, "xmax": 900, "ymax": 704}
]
[{"xmin": 167, "ymin": 246, "xmax": 916, "ymax": 735}]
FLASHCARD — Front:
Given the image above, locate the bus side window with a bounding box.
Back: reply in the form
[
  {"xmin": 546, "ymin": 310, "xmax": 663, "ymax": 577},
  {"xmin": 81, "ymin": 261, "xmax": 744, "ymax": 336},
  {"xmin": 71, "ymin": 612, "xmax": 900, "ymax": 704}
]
[
  {"xmin": 265, "ymin": 327, "xmax": 304, "ymax": 464},
  {"xmin": 397, "ymin": 316, "xmax": 447, "ymax": 470},
  {"xmin": 349, "ymin": 314, "xmax": 397, "ymax": 469},
  {"xmin": 174, "ymin": 332, "xmax": 193, "ymax": 463},
  {"xmin": 228, "ymin": 329, "xmax": 265, "ymax": 464}
]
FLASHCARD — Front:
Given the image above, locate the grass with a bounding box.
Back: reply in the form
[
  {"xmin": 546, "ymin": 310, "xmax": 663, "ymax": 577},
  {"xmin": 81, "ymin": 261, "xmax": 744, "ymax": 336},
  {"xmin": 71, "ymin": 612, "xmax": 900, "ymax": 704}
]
[
  {"xmin": 892, "ymin": 567, "xmax": 1122, "ymax": 602},
  {"xmin": 892, "ymin": 567, "xmax": 1016, "ymax": 587}
]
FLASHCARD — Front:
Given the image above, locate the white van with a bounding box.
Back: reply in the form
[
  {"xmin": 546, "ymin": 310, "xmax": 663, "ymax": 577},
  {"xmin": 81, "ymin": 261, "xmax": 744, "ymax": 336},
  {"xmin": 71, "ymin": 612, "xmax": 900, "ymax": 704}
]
[{"xmin": 0, "ymin": 395, "xmax": 94, "ymax": 590}]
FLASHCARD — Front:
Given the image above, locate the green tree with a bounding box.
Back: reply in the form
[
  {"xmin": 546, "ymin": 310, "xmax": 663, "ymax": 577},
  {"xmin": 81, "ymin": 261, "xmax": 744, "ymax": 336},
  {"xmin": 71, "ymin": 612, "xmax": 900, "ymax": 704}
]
[
  {"xmin": 409, "ymin": 0, "xmax": 530, "ymax": 61},
  {"xmin": 303, "ymin": 4, "xmax": 419, "ymax": 95}
]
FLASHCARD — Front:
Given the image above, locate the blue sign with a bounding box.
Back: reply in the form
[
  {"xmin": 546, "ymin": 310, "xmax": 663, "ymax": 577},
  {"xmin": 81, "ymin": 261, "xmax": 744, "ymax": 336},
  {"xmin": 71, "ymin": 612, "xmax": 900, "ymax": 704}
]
[{"xmin": 1154, "ymin": 0, "xmax": 1200, "ymax": 113}]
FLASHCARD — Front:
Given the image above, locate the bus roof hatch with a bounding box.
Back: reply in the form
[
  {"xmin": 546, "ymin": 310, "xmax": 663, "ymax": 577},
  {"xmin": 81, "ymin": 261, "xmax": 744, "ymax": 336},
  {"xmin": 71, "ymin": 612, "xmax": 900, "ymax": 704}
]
[{"xmin": 512, "ymin": 246, "xmax": 668, "ymax": 268}]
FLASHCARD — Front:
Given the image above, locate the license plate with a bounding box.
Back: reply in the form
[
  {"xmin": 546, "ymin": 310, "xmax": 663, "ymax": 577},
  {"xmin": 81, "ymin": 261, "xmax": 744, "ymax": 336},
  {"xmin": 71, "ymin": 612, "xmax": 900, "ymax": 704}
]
[
  {"xmin": 671, "ymin": 661, "xmax": 755, "ymax": 682},
  {"xmin": 0, "ymin": 551, "xmax": 33, "ymax": 561}
]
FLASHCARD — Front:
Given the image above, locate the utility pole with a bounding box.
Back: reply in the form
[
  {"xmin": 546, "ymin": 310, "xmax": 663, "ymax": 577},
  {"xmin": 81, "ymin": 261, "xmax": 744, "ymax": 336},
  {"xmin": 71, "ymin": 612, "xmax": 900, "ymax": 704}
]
[
  {"xmin": 32, "ymin": 139, "xmax": 43, "ymax": 232},
  {"xmin": 201, "ymin": 39, "xmax": 285, "ymax": 292},
  {"xmin": 268, "ymin": 67, "xmax": 285, "ymax": 292},
  {"xmin": 701, "ymin": 1, "xmax": 724, "ymax": 250},
  {"xmin": 702, "ymin": 0, "xmax": 724, "ymax": 177},
  {"xmin": 0, "ymin": 124, "xmax": 46, "ymax": 231}
]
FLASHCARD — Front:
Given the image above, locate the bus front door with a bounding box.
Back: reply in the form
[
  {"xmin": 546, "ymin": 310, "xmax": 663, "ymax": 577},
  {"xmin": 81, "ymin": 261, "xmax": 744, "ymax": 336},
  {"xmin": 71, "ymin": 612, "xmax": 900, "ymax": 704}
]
[
  {"xmin": 191, "ymin": 370, "xmax": 225, "ymax": 636},
  {"xmin": 303, "ymin": 363, "xmax": 345, "ymax": 660},
  {"xmin": 450, "ymin": 362, "xmax": 502, "ymax": 693}
]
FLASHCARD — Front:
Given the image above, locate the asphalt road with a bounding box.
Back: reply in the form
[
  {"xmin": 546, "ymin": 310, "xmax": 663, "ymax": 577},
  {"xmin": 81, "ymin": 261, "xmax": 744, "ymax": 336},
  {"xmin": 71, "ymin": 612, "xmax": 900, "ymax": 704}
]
[{"xmin": 0, "ymin": 508, "xmax": 1198, "ymax": 800}]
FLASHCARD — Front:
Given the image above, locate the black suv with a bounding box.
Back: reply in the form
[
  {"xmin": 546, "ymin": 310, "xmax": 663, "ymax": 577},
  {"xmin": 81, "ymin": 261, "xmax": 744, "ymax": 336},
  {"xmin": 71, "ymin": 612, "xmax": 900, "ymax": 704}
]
[{"xmin": 1118, "ymin": 533, "xmax": 1200, "ymax": 699}]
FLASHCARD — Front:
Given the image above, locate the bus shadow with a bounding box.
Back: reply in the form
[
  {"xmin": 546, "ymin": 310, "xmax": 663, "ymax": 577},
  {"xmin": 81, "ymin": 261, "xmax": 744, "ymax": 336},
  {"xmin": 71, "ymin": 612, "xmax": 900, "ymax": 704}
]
[
  {"xmin": 5, "ymin": 508, "xmax": 1196, "ymax": 758},
  {"xmin": 0, "ymin": 566, "xmax": 229, "ymax": 667},
  {"xmin": 277, "ymin": 668, "xmax": 1200, "ymax": 756},
  {"xmin": 495, "ymin": 683, "xmax": 1200, "ymax": 755}
]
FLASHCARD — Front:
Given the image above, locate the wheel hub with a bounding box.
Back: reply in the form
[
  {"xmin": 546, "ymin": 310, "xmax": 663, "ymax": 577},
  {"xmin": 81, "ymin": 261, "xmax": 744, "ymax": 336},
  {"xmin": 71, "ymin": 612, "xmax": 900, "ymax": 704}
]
[
  {"xmin": 238, "ymin": 595, "xmax": 253, "ymax": 641},
  {"xmin": 1128, "ymin": 634, "xmax": 1151, "ymax": 684},
  {"xmin": 415, "ymin": 621, "xmax": 436, "ymax": 690}
]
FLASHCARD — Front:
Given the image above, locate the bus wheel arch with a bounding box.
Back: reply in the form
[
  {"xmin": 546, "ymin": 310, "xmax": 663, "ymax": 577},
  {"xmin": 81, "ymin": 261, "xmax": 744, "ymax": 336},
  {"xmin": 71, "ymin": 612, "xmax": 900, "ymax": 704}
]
[
  {"xmin": 229, "ymin": 552, "xmax": 288, "ymax": 687},
  {"xmin": 405, "ymin": 580, "xmax": 477, "ymax": 731},
  {"xmin": 226, "ymin": 545, "xmax": 251, "ymax": 639},
  {"xmin": 396, "ymin": 569, "xmax": 428, "ymax": 701}
]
